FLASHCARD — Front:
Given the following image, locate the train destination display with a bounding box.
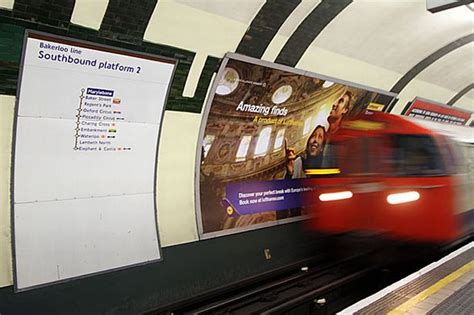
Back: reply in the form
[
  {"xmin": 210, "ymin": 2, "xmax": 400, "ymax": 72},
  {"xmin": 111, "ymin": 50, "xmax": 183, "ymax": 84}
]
[{"xmin": 12, "ymin": 32, "xmax": 176, "ymax": 290}]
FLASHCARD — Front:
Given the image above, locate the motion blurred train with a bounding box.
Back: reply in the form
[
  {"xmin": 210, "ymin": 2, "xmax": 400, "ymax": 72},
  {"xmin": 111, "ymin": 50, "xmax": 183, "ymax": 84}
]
[{"xmin": 306, "ymin": 111, "xmax": 474, "ymax": 244}]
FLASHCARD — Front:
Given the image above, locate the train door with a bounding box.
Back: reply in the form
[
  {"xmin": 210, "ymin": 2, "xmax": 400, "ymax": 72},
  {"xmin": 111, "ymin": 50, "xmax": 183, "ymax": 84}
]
[
  {"xmin": 442, "ymin": 137, "xmax": 474, "ymax": 237},
  {"xmin": 356, "ymin": 135, "xmax": 388, "ymax": 233},
  {"xmin": 308, "ymin": 135, "xmax": 383, "ymax": 234},
  {"xmin": 456, "ymin": 143, "xmax": 474, "ymax": 234},
  {"xmin": 380, "ymin": 134, "xmax": 457, "ymax": 242},
  {"xmin": 342, "ymin": 136, "xmax": 385, "ymax": 232}
]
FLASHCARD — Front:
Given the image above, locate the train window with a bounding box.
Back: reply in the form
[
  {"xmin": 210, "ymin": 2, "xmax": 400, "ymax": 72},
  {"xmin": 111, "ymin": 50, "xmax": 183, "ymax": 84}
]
[
  {"xmin": 321, "ymin": 141, "xmax": 339, "ymax": 169},
  {"xmin": 339, "ymin": 138, "xmax": 365, "ymax": 174},
  {"xmin": 457, "ymin": 144, "xmax": 474, "ymax": 179},
  {"xmin": 321, "ymin": 138, "xmax": 369, "ymax": 175},
  {"xmin": 368, "ymin": 136, "xmax": 390, "ymax": 175},
  {"xmin": 465, "ymin": 145, "xmax": 474, "ymax": 182},
  {"xmin": 440, "ymin": 136, "xmax": 463, "ymax": 174},
  {"xmin": 361, "ymin": 138, "xmax": 371, "ymax": 174},
  {"xmin": 391, "ymin": 135, "xmax": 446, "ymax": 176}
]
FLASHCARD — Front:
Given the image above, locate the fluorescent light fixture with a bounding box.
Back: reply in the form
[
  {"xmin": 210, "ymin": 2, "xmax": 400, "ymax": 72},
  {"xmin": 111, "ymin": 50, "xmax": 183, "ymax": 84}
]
[
  {"xmin": 319, "ymin": 191, "xmax": 353, "ymax": 202},
  {"xmin": 387, "ymin": 191, "xmax": 420, "ymax": 205},
  {"xmin": 426, "ymin": 0, "xmax": 471, "ymax": 13}
]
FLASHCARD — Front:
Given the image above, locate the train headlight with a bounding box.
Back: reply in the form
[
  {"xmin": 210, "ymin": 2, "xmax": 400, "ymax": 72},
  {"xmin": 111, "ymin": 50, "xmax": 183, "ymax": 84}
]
[
  {"xmin": 386, "ymin": 191, "xmax": 420, "ymax": 205},
  {"xmin": 319, "ymin": 191, "xmax": 353, "ymax": 202}
]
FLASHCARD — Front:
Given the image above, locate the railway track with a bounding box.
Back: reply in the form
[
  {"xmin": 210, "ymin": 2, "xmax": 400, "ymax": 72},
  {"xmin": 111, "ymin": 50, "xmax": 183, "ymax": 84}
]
[
  {"xmin": 147, "ymin": 236, "xmax": 473, "ymax": 315},
  {"xmin": 148, "ymin": 251, "xmax": 381, "ymax": 315}
]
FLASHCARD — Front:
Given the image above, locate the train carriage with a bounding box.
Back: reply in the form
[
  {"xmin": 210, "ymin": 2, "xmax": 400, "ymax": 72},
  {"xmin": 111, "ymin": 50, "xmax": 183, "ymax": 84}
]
[{"xmin": 307, "ymin": 111, "xmax": 474, "ymax": 243}]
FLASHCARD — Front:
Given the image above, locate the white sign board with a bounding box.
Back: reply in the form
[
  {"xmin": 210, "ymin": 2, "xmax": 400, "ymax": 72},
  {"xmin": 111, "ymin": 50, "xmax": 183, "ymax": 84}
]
[{"xmin": 13, "ymin": 32, "xmax": 175, "ymax": 290}]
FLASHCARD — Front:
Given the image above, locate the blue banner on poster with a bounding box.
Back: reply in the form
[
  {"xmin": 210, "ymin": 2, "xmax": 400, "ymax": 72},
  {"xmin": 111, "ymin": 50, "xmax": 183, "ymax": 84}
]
[{"xmin": 225, "ymin": 179, "xmax": 316, "ymax": 215}]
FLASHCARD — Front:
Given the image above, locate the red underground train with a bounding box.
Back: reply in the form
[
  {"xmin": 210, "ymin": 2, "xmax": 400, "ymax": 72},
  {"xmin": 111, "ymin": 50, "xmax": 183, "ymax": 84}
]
[{"xmin": 305, "ymin": 111, "xmax": 474, "ymax": 244}]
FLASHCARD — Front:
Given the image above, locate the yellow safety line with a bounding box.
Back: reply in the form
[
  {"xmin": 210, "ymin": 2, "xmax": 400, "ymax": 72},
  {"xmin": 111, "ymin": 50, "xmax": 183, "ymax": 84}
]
[{"xmin": 387, "ymin": 260, "xmax": 474, "ymax": 315}]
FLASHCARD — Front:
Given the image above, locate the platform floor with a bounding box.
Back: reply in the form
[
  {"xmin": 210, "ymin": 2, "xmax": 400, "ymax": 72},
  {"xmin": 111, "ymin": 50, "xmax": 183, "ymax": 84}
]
[{"xmin": 340, "ymin": 242, "xmax": 474, "ymax": 314}]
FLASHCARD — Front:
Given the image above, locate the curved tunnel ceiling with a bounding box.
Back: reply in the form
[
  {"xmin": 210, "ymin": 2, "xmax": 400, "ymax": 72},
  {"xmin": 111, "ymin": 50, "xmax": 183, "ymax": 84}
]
[
  {"xmin": 274, "ymin": 0, "xmax": 352, "ymax": 67},
  {"xmin": 235, "ymin": 0, "xmax": 301, "ymax": 58},
  {"xmin": 390, "ymin": 34, "xmax": 473, "ymax": 94},
  {"xmin": 416, "ymin": 42, "xmax": 474, "ymax": 95},
  {"xmin": 311, "ymin": 1, "xmax": 473, "ymax": 74},
  {"xmin": 460, "ymin": 89, "xmax": 474, "ymax": 104},
  {"xmin": 449, "ymin": 84, "xmax": 474, "ymax": 106},
  {"xmin": 1, "ymin": 0, "xmax": 473, "ymax": 111},
  {"xmin": 304, "ymin": 1, "xmax": 473, "ymax": 102}
]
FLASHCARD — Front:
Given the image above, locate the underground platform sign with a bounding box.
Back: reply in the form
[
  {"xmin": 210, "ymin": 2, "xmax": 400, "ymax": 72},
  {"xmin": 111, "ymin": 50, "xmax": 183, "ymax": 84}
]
[{"xmin": 12, "ymin": 31, "xmax": 176, "ymax": 290}]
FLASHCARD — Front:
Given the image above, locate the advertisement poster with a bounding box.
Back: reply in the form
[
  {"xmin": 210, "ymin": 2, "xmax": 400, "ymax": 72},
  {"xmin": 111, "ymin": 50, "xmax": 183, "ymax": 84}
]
[
  {"xmin": 13, "ymin": 31, "xmax": 175, "ymax": 290},
  {"xmin": 197, "ymin": 54, "xmax": 396, "ymax": 237},
  {"xmin": 403, "ymin": 97, "xmax": 472, "ymax": 126}
]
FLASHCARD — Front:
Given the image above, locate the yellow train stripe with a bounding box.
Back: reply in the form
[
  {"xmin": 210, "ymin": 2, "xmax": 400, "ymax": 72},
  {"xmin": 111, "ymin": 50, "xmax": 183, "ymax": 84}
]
[
  {"xmin": 304, "ymin": 168, "xmax": 340, "ymax": 175},
  {"xmin": 387, "ymin": 260, "xmax": 474, "ymax": 315}
]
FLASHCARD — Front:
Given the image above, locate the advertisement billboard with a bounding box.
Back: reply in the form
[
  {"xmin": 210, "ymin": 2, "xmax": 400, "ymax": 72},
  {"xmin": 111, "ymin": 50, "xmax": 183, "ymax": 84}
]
[
  {"xmin": 196, "ymin": 53, "xmax": 396, "ymax": 237},
  {"xmin": 403, "ymin": 97, "xmax": 472, "ymax": 126}
]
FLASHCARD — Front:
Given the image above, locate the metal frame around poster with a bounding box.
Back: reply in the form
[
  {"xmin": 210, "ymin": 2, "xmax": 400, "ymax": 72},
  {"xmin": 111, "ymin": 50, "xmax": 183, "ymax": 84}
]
[
  {"xmin": 195, "ymin": 52, "xmax": 398, "ymax": 240},
  {"xmin": 11, "ymin": 30, "xmax": 177, "ymax": 291}
]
